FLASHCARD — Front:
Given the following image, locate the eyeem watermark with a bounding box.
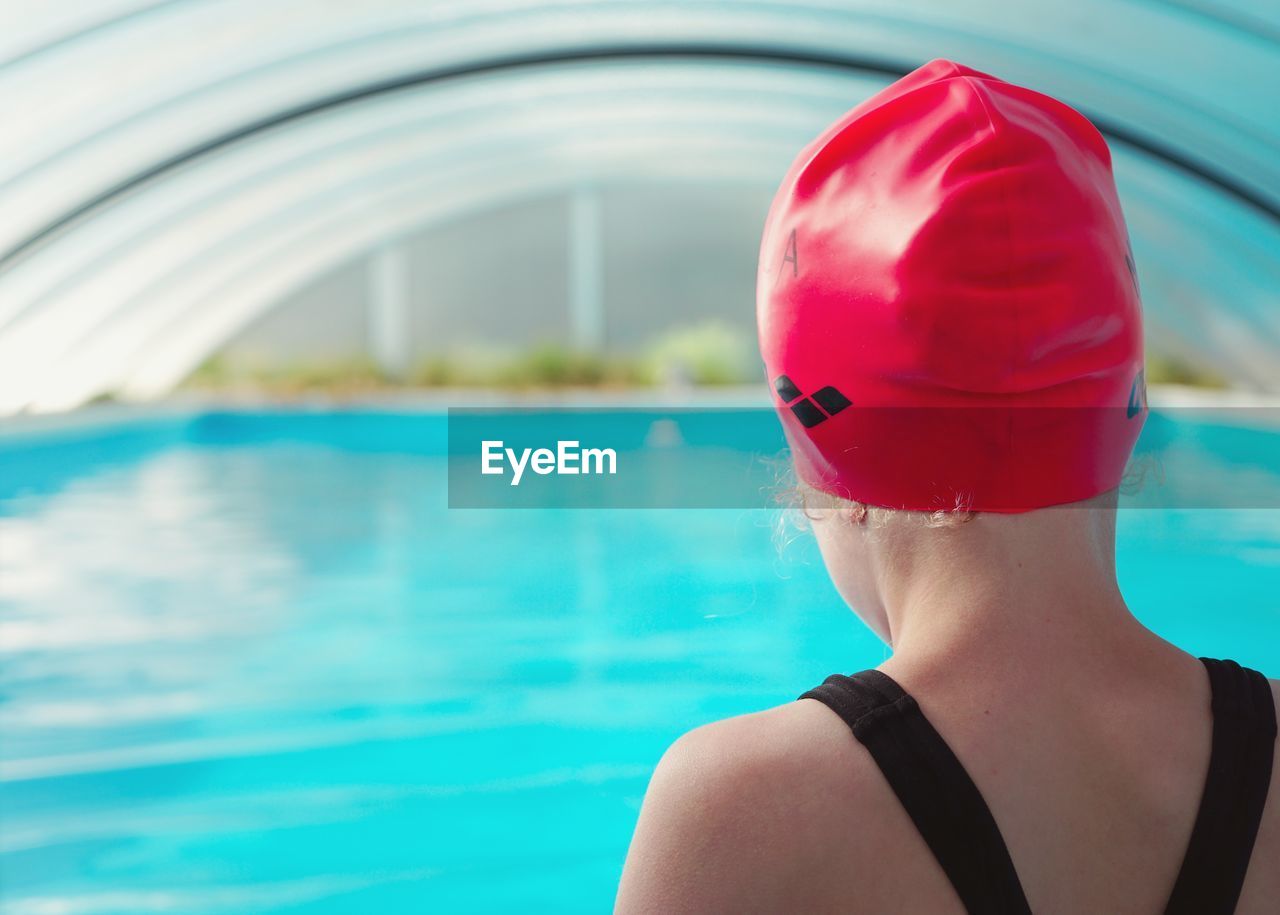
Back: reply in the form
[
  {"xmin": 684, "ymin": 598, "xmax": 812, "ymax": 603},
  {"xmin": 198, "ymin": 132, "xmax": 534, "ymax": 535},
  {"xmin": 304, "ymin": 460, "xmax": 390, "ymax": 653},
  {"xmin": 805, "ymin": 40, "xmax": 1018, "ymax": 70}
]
[
  {"xmin": 481, "ymin": 440, "xmax": 617, "ymax": 486},
  {"xmin": 448, "ymin": 406, "xmax": 1280, "ymax": 509}
]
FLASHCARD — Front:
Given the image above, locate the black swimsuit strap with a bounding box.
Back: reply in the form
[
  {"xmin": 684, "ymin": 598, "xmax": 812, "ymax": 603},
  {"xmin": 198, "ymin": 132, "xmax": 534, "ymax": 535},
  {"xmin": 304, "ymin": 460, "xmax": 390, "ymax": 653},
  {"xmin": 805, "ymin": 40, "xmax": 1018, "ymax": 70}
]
[
  {"xmin": 1164, "ymin": 657, "xmax": 1277, "ymax": 915},
  {"xmin": 799, "ymin": 670, "xmax": 1032, "ymax": 914},
  {"xmin": 801, "ymin": 659, "xmax": 1276, "ymax": 915}
]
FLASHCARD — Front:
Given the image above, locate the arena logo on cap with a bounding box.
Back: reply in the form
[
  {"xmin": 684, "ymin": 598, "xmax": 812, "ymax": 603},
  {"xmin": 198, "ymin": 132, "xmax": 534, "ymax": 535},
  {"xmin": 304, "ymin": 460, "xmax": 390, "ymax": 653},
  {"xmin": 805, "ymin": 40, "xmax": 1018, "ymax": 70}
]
[{"xmin": 773, "ymin": 375, "xmax": 852, "ymax": 429}]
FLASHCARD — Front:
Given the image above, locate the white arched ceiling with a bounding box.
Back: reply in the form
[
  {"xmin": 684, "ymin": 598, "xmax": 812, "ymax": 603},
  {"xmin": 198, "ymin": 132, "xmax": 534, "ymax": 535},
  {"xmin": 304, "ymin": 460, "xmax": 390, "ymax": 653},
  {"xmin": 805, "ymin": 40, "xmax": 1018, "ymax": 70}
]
[
  {"xmin": 1, "ymin": 0, "xmax": 1278, "ymax": 413},
  {"xmin": 0, "ymin": 64, "xmax": 854, "ymax": 413}
]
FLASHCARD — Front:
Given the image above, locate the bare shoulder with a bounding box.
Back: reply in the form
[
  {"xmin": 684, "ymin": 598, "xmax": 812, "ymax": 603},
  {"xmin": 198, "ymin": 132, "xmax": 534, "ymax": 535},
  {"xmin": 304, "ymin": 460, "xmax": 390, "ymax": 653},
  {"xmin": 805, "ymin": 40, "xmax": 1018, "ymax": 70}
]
[
  {"xmin": 614, "ymin": 698, "xmax": 935, "ymax": 914},
  {"xmin": 644, "ymin": 698, "xmax": 886, "ymax": 828}
]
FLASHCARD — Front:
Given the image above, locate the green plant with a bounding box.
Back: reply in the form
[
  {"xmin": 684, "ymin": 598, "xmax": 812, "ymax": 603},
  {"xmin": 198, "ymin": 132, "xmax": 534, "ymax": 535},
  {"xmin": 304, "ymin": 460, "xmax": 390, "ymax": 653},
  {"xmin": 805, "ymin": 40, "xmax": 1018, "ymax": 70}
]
[
  {"xmin": 413, "ymin": 355, "xmax": 462, "ymax": 387},
  {"xmin": 1145, "ymin": 353, "xmax": 1230, "ymax": 390},
  {"xmin": 412, "ymin": 343, "xmax": 648, "ymax": 389},
  {"xmin": 186, "ymin": 354, "xmax": 234, "ymax": 386},
  {"xmin": 182, "ymin": 322, "xmax": 762, "ymax": 395},
  {"xmin": 183, "ymin": 354, "xmax": 391, "ymax": 395},
  {"xmin": 644, "ymin": 320, "xmax": 753, "ymax": 385}
]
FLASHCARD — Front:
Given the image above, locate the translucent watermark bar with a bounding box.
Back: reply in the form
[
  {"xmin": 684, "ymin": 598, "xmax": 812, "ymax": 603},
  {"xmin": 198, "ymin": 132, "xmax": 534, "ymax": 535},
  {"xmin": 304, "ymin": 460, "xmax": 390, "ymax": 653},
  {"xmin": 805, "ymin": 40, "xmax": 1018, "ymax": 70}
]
[{"xmin": 446, "ymin": 407, "xmax": 1280, "ymax": 510}]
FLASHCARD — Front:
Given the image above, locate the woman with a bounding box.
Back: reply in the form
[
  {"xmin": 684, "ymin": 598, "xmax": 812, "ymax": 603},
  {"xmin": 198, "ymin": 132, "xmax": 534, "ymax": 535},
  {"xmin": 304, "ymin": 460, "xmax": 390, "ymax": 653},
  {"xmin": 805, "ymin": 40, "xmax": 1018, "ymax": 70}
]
[{"xmin": 615, "ymin": 60, "xmax": 1277, "ymax": 913}]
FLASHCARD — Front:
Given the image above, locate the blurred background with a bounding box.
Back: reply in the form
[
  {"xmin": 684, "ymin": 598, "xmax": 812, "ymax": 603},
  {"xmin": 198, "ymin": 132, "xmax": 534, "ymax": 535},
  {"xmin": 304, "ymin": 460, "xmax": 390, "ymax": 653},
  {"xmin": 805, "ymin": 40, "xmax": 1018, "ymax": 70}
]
[
  {"xmin": 1, "ymin": 0, "xmax": 1279, "ymax": 406},
  {"xmin": 2, "ymin": 2, "xmax": 1279, "ymax": 913}
]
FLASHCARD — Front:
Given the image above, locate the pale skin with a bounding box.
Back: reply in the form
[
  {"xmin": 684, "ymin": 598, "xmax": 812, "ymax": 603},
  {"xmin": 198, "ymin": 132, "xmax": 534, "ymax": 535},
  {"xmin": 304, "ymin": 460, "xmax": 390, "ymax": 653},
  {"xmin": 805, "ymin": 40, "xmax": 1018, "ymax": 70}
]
[{"xmin": 615, "ymin": 490, "xmax": 1280, "ymax": 913}]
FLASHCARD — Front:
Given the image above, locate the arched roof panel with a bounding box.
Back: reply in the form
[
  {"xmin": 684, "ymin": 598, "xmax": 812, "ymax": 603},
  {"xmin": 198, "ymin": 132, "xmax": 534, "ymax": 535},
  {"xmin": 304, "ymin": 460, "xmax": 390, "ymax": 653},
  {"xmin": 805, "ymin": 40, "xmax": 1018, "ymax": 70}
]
[{"xmin": 1, "ymin": 1, "xmax": 1276, "ymax": 411}]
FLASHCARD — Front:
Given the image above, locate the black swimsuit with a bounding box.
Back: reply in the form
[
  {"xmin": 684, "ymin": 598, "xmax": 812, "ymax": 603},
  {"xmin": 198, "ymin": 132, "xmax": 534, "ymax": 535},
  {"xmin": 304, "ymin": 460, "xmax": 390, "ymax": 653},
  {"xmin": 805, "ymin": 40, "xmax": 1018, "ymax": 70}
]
[{"xmin": 799, "ymin": 657, "xmax": 1276, "ymax": 914}]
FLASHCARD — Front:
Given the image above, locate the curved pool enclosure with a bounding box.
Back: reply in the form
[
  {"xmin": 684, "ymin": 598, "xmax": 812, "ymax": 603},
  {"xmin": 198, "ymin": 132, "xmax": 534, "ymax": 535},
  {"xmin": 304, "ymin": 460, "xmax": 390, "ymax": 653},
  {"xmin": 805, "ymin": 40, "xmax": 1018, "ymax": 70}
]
[
  {"xmin": 0, "ymin": 0, "xmax": 1279, "ymax": 414},
  {"xmin": 1, "ymin": 407, "xmax": 1278, "ymax": 912}
]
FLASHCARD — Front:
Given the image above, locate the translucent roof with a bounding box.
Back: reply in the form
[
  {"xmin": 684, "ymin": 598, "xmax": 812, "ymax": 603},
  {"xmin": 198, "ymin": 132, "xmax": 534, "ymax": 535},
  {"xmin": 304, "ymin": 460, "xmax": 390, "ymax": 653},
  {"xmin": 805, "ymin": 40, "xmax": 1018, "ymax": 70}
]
[{"xmin": 1, "ymin": 0, "xmax": 1277, "ymax": 412}]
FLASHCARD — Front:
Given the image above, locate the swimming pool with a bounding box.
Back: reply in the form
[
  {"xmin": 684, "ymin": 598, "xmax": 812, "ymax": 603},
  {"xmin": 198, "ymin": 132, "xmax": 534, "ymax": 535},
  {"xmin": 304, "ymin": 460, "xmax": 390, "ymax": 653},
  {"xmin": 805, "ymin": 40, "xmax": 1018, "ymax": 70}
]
[{"xmin": 2, "ymin": 408, "xmax": 1278, "ymax": 913}]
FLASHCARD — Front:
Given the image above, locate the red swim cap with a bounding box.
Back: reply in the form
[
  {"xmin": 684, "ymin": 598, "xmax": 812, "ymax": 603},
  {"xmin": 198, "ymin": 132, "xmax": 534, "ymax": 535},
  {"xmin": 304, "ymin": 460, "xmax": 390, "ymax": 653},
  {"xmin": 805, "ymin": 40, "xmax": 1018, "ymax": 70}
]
[{"xmin": 757, "ymin": 59, "xmax": 1146, "ymax": 512}]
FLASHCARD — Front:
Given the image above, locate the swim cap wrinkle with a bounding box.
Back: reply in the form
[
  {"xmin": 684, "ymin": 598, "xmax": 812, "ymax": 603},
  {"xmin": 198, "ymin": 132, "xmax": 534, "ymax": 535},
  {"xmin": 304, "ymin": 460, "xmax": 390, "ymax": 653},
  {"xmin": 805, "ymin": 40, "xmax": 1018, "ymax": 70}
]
[{"xmin": 757, "ymin": 58, "xmax": 1145, "ymax": 512}]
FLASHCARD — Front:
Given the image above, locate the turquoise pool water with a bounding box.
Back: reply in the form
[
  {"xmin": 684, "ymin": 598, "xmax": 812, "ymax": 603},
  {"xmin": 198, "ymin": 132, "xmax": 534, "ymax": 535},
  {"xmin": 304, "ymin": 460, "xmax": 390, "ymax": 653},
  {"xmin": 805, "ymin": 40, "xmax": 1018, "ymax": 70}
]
[{"xmin": 1, "ymin": 409, "xmax": 1278, "ymax": 914}]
